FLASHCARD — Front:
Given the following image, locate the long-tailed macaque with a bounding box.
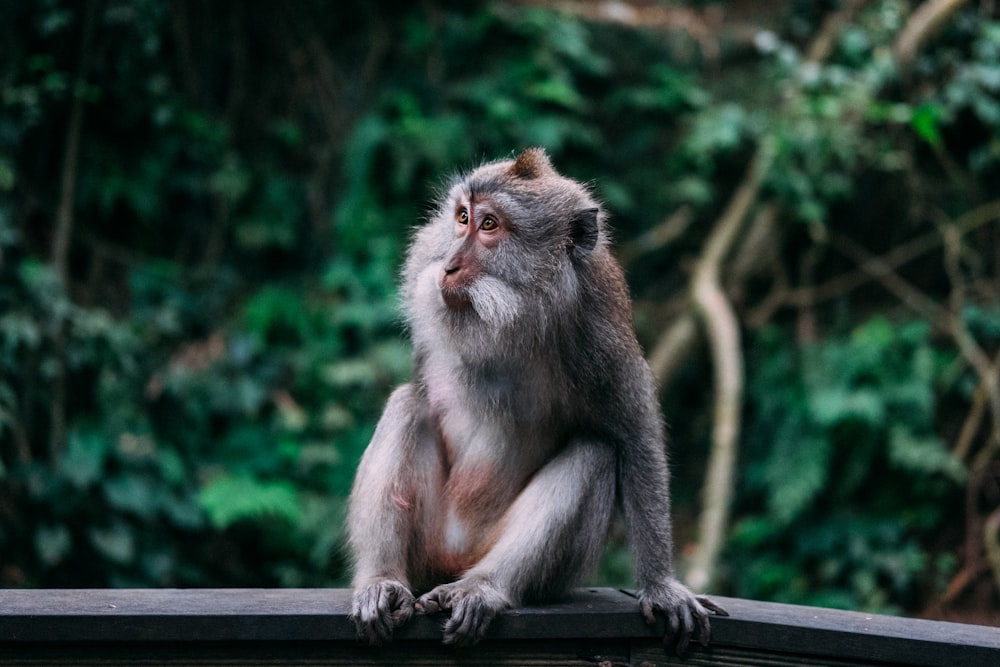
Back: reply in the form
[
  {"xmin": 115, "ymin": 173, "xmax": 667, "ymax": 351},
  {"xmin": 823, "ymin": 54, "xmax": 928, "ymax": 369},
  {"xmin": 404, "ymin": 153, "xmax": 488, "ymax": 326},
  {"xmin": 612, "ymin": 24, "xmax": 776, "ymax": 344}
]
[{"xmin": 347, "ymin": 148, "xmax": 726, "ymax": 651}]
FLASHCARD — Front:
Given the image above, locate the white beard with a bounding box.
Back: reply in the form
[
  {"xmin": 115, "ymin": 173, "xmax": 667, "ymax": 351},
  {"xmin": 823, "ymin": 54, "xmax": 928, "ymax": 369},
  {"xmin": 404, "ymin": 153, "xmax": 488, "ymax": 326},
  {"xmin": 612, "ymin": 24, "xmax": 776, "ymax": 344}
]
[{"xmin": 465, "ymin": 274, "xmax": 524, "ymax": 330}]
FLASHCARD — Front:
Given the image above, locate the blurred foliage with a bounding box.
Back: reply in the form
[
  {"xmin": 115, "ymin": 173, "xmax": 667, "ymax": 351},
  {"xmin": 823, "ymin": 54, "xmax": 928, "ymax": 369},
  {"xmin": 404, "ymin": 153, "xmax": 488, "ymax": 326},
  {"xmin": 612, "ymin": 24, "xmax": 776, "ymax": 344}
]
[
  {"xmin": 1, "ymin": 0, "xmax": 999, "ymax": 621},
  {"xmin": 732, "ymin": 318, "xmax": 964, "ymax": 611}
]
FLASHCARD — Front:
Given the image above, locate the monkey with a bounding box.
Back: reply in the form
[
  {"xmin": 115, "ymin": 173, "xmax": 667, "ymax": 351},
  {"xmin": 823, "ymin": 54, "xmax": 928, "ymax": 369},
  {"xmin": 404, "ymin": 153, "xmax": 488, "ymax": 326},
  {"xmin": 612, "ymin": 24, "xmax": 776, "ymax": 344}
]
[{"xmin": 346, "ymin": 148, "xmax": 727, "ymax": 652}]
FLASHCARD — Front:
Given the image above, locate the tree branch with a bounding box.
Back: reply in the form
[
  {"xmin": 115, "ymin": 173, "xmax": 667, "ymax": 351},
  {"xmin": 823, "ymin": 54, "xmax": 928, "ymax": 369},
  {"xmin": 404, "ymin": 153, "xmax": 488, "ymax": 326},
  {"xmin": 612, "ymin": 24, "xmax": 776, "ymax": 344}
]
[
  {"xmin": 48, "ymin": 0, "xmax": 98, "ymax": 463},
  {"xmin": 984, "ymin": 505, "xmax": 1000, "ymax": 597},
  {"xmin": 828, "ymin": 232, "xmax": 948, "ymax": 322},
  {"xmin": 648, "ymin": 310, "xmax": 698, "ymax": 387},
  {"xmin": 685, "ymin": 140, "xmax": 775, "ymax": 591},
  {"xmin": 640, "ymin": 0, "xmax": 967, "ymax": 592},
  {"xmin": 832, "ymin": 228, "xmax": 1000, "ymax": 448},
  {"xmin": 51, "ymin": 0, "xmax": 97, "ymax": 282},
  {"xmin": 657, "ymin": 1, "xmax": 871, "ymax": 591},
  {"xmin": 789, "ymin": 199, "xmax": 1000, "ymax": 307},
  {"xmin": 619, "ymin": 205, "xmax": 693, "ymax": 266},
  {"xmin": 894, "ymin": 0, "xmax": 971, "ymax": 68}
]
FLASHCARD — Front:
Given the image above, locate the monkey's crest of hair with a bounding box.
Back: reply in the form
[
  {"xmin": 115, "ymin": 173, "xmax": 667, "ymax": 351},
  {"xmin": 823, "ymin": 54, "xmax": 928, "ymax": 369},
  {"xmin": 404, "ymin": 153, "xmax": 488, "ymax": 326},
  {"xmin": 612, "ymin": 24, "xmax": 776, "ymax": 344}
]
[{"xmin": 508, "ymin": 147, "xmax": 554, "ymax": 180}]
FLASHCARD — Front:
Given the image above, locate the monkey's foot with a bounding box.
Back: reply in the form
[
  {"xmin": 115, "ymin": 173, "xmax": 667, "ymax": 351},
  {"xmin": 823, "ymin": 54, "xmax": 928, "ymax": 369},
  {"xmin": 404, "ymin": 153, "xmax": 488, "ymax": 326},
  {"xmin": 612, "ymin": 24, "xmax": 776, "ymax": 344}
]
[
  {"xmin": 638, "ymin": 579, "xmax": 729, "ymax": 656},
  {"xmin": 349, "ymin": 578, "xmax": 415, "ymax": 645},
  {"xmin": 415, "ymin": 577, "xmax": 511, "ymax": 646}
]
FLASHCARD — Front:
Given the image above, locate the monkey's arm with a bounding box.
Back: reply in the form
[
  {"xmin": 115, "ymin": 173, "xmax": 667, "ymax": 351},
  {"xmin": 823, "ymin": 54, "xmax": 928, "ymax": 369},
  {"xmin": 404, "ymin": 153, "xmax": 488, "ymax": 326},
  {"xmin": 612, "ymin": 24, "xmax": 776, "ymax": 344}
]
[
  {"xmin": 347, "ymin": 384, "xmax": 433, "ymax": 645},
  {"xmin": 415, "ymin": 439, "xmax": 616, "ymax": 646},
  {"xmin": 618, "ymin": 380, "xmax": 728, "ymax": 654}
]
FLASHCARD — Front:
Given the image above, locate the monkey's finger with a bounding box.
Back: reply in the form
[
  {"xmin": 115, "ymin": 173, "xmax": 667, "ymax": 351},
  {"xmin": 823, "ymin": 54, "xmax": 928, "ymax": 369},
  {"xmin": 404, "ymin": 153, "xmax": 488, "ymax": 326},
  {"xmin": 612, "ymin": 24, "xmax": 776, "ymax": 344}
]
[
  {"xmin": 355, "ymin": 611, "xmax": 393, "ymax": 646},
  {"xmin": 697, "ymin": 611, "xmax": 712, "ymax": 648},
  {"xmin": 351, "ymin": 589, "xmax": 393, "ymax": 645},
  {"xmin": 666, "ymin": 604, "xmax": 694, "ymax": 656},
  {"xmin": 442, "ymin": 614, "xmax": 475, "ymax": 646},
  {"xmin": 639, "ymin": 598, "xmax": 657, "ymax": 625},
  {"xmin": 674, "ymin": 630, "xmax": 691, "ymax": 657},
  {"xmin": 389, "ymin": 584, "xmax": 414, "ymax": 605},
  {"xmin": 442, "ymin": 600, "xmax": 471, "ymax": 645},
  {"xmin": 388, "ymin": 588, "xmax": 415, "ymax": 627},
  {"xmin": 370, "ymin": 601, "xmax": 395, "ymax": 644},
  {"xmin": 441, "ymin": 614, "xmax": 470, "ymax": 645},
  {"xmin": 697, "ymin": 596, "xmax": 730, "ymax": 616},
  {"xmin": 667, "ymin": 607, "xmax": 681, "ymax": 637},
  {"xmin": 443, "ymin": 598, "xmax": 493, "ymax": 646},
  {"xmin": 391, "ymin": 603, "xmax": 414, "ymax": 628},
  {"xmin": 372, "ymin": 619, "xmax": 393, "ymax": 646},
  {"xmin": 415, "ymin": 598, "xmax": 440, "ymax": 615}
]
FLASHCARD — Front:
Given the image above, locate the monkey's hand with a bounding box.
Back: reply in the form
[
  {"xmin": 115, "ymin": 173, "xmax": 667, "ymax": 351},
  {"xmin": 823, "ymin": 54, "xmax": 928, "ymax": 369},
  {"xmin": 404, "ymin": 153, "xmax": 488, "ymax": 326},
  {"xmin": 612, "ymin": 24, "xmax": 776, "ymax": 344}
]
[
  {"xmin": 350, "ymin": 578, "xmax": 416, "ymax": 645},
  {"xmin": 637, "ymin": 578, "xmax": 728, "ymax": 656},
  {"xmin": 414, "ymin": 576, "xmax": 511, "ymax": 646}
]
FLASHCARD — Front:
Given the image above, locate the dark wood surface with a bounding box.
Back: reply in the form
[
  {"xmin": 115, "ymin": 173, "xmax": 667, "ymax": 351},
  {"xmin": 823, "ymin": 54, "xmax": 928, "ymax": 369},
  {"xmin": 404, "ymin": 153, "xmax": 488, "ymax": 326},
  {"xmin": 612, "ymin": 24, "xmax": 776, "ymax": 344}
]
[{"xmin": 1, "ymin": 587, "xmax": 998, "ymax": 666}]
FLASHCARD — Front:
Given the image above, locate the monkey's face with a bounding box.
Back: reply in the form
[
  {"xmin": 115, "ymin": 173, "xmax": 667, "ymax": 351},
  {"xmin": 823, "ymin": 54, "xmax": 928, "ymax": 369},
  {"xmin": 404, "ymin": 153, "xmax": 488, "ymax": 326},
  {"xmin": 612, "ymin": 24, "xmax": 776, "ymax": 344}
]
[
  {"xmin": 403, "ymin": 191, "xmax": 527, "ymax": 337},
  {"xmin": 438, "ymin": 196, "xmax": 510, "ymax": 311},
  {"xmin": 403, "ymin": 149, "xmax": 603, "ymax": 348}
]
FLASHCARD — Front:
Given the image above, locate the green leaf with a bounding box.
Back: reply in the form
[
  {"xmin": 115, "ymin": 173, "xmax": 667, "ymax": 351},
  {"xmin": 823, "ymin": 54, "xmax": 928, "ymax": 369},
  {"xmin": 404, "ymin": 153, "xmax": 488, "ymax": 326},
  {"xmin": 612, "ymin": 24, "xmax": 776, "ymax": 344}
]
[
  {"xmin": 156, "ymin": 448, "xmax": 188, "ymax": 486},
  {"xmin": 888, "ymin": 427, "xmax": 966, "ymax": 484},
  {"xmin": 199, "ymin": 475, "xmax": 302, "ymax": 528},
  {"xmin": 35, "ymin": 524, "xmax": 72, "ymax": 567},
  {"xmin": 808, "ymin": 387, "xmax": 885, "ymax": 427},
  {"xmin": 159, "ymin": 492, "xmax": 205, "ymax": 530},
  {"xmin": 527, "ymin": 78, "xmax": 586, "ymax": 110},
  {"xmin": 910, "ymin": 104, "xmax": 943, "ymax": 147},
  {"xmin": 729, "ymin": 516, "xmax": 783, "ymax": 550},
  {"xmin": 103, "ymin": 474, "xmax": 157, "ymax": 519},
  {"xmin": 766, "ymin": 433, "xmax": 831, "ymax": 524},
  {"xmin": 243, "ymin": 288, "xmax": 313, "ymax": 344},
  {"xmin": 90, "ymin": 524, "xmax": 136, "ymax": 565},
  {"xmin": 322, "ymin": 358, "xmax": 378, "ymax": 388},
  {"xmin": 60, "ymin": 430, "xmax": 109, "ymax": 488}
]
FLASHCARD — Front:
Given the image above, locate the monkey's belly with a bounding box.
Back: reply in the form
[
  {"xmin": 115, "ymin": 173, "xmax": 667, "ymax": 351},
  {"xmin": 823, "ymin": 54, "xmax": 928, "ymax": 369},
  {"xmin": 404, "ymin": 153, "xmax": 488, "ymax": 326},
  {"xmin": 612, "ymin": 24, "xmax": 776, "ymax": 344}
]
[
  {"xmin": 425, "ymin": 422, "xmax": 538, "ymax": 579},
  {"xmin": 427, "ymin": 503, "xmax": 504, "ymax": 579},
  {"xmin": 425, "ymin": 433, "xmax": 554, "ymax": 581}
]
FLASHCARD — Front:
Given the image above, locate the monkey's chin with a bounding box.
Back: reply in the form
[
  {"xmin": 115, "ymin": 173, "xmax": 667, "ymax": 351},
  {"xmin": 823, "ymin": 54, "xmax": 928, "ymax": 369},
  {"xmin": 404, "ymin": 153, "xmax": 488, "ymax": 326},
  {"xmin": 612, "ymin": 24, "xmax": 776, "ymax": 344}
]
[
  {"xmin": 434, "ymin": 276, "xmax": 524, "ymax": 330},
  {"xmin": 440, "ymin": 287, "xmax": 473, "ymax": 311}
]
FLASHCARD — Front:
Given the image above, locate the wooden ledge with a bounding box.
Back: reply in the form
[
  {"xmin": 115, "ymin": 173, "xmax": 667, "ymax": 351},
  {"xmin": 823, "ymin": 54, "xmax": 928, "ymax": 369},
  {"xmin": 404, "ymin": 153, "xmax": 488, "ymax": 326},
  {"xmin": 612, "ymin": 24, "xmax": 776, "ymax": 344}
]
[{"xmin": 1, "ymin": 588, "xmax": 998, "ymax": 666}]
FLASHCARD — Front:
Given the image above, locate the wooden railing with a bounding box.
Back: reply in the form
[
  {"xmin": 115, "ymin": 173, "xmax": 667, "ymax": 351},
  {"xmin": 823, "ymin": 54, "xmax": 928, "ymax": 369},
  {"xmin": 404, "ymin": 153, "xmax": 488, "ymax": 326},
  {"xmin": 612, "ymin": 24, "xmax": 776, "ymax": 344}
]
[{"xmin": 2, "ymin": 587, "xmax": 998, "ymax": 665}]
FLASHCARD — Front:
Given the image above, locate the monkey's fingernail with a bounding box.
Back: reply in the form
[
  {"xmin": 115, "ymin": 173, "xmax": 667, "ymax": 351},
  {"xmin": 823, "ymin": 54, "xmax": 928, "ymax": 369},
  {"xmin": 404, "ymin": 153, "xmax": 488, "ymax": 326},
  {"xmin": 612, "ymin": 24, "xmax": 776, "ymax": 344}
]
[{"xmin": 416, "ymin": 602, "xmax": 438, "ymax": 614}]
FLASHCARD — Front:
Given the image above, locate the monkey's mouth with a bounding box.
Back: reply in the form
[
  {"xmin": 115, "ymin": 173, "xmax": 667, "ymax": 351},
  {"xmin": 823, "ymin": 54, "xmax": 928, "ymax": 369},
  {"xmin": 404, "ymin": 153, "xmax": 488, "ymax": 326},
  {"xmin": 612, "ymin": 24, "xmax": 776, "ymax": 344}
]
[{"xmin": 440, "ymin": 285, "xmax": 473, "ymax": 311}]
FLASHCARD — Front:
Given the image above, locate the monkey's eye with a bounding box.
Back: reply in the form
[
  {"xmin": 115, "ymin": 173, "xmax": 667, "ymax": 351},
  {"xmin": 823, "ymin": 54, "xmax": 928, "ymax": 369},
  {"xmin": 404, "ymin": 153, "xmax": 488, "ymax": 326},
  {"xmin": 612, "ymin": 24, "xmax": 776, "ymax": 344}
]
[
  {"xmin": 480, "ymin": 216, "xmax": 498, "ymax": 231},
  {"xmin": 456, "ymin": 209, "xmax": 469, "ymax": 225}
]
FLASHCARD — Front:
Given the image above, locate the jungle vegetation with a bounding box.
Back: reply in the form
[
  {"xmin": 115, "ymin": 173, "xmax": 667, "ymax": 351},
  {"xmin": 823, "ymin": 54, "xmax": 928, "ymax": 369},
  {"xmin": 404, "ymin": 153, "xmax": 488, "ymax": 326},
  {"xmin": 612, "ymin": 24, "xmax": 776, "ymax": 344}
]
[{"xmin": 1, "ymin": 0, "xmax": 998, "ymax": 625}]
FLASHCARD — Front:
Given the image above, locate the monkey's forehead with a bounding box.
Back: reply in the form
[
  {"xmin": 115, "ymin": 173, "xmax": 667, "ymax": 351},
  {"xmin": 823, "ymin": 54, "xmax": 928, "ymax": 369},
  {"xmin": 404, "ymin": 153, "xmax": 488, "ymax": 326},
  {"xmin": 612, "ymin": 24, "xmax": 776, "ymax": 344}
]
[
  {"xmin": 445, "ymin": 161, "xmax": 594, "ymax": 205},
  {"xmin": 458, "ymin": 160, "xmax": 517, "ymax": 198}
]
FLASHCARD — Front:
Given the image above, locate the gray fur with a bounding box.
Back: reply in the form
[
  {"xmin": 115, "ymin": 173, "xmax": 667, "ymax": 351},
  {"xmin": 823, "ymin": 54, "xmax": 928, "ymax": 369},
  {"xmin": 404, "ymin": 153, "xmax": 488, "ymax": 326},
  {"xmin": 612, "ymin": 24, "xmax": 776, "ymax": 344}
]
[{"xmin": 347, "ymin": 148, "xmax": 726, "ymax": 652}]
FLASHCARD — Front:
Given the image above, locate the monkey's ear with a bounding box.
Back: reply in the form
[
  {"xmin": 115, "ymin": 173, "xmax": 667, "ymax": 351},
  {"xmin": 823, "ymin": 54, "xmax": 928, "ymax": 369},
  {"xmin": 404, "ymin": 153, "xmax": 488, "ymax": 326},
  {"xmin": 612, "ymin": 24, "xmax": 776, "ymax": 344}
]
[
  {"xmin": 509, "ymin": 148, "xmax": 552, "ymax": 179},
  {"xmin": 569, "ymin": 207, "xmax": 600, "ymax": 260}
]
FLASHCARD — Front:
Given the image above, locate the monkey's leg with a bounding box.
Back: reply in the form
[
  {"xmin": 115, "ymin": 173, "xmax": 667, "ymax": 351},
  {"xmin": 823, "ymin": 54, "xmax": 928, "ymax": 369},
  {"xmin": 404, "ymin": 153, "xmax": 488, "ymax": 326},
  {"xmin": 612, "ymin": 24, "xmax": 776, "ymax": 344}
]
[
  {"xmin": 619, "ymin": 416, "xmax": 729, "ymax": 655},
  {"xmin": 415, "ymin": 439, "xmax": 615, "ymax": 646},
  {"xmin": 347, "ymin": 384, "xmax": 439, "ymax": 645}
]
